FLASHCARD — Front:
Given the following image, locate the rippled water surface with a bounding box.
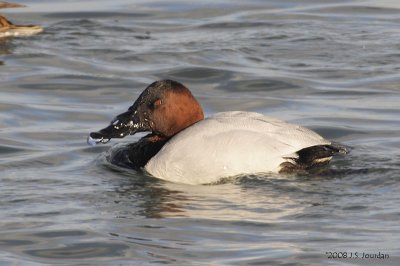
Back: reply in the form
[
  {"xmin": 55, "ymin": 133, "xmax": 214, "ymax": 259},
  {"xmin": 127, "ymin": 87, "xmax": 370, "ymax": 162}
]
[{"xmin": 1, "ymin": 0, "xmax": 400, "ymax": 265}]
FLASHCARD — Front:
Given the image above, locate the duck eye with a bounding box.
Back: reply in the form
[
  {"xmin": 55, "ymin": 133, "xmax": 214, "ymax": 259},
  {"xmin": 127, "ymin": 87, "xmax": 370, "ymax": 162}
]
[{"xmin": 153, "ymin": 99, "xmax": 162, "ymax": 107}]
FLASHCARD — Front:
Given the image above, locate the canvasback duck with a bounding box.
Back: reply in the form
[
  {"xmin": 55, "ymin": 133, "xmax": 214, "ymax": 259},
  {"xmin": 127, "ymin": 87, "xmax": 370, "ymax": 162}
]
[{"xmin": 88, "ymin": 80, "xmax": 347, "ymax": 185}]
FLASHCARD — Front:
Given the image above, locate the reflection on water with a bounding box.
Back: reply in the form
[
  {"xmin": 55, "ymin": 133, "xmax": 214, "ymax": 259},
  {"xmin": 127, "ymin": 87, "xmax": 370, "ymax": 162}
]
[
  {"xmin": 0, "ymin": 38, "xmax": 12, "ymax": 64},
  {"xmin": 1, "ymin": 0, "xmax": 400, "ymax": 265}
]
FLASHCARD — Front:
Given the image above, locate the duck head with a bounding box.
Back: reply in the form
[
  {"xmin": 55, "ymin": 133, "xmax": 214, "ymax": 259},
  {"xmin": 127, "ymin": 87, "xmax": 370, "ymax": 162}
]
[{"xmin": 88, "ymin": 80, "xmax": 204, "ymax": 145}]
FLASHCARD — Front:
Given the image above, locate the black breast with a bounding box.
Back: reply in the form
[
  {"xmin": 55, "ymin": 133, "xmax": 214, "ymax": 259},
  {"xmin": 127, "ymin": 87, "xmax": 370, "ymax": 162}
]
[{"xmin": 109, "ymin": 134, "xmax": 168, "ymax": 169}]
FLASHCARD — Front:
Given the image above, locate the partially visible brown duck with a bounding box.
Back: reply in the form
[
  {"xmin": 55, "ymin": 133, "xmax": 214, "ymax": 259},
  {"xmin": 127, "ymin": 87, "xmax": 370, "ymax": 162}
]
[
  {"xmin": 0, "ymin": 1, "xmax": 25, "ymax": 9},
  {"xmin": 0, "ymin": 1, "xmax": 42, "ymax": 37}
]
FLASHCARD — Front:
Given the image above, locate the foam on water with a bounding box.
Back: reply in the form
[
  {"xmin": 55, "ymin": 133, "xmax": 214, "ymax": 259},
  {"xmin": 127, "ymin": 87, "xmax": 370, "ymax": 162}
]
[
  {"xmin": 87, "ymin": 135, "xmax": 110, "ymax": 146},
  {"xmin": 86, "ymin": 135, "xmax": 99, "ymax": 146}
]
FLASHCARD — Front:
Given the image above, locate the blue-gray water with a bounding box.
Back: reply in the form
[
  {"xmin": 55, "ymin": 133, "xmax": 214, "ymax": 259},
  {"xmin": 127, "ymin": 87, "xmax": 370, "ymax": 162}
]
[{"xmin": 1, "ymin": 0, "xmax": 400, "ymax": 265}]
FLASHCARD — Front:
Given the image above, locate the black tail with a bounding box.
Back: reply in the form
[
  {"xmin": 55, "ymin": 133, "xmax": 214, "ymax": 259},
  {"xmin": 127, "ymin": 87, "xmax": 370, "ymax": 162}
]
[{"xmin": 280, "ymin": 144, "xmax": 348, "ymax": 173}]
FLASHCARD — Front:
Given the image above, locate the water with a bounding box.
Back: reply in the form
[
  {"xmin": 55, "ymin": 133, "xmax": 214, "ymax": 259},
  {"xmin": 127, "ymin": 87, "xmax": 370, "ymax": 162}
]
[{"xmin": 1, "ymin": 0, "xmax": 400, "ymax": 265}]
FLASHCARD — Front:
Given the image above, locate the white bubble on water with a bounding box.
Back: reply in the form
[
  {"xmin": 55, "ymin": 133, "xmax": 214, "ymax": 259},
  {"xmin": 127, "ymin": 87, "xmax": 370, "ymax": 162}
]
[{"xmin": 87, "ymin": 135, "xmax": 98, "ymax": 146}]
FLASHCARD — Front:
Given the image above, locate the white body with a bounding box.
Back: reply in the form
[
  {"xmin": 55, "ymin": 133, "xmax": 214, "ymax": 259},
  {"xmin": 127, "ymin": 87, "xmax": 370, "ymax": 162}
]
[
  {"xmin": 145, "ymin": 111, "xmax": 331, "ymax": 185},
  {"xmin": 0, "ymin": 26, "xmax": 43, "ymax": 37}
]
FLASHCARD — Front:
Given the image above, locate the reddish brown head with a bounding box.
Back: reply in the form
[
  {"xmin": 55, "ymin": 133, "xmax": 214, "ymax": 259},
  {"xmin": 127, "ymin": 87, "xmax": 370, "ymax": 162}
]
[
  {"xmin": 88, "ymin": 80, "xmax": 204, "ymax": 144},
  {"xmin": 146, "ymin": 80, "xmax": 204, "ymax": 137},
  {"xmin": 0, "ymin": 15, "xmax": 13, "ymax": 27}
]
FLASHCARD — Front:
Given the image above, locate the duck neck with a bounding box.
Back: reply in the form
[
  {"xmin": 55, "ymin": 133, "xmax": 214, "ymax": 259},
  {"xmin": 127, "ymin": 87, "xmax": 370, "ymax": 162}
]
[{"xmin": 127, "ymin": 133, "xmax": 169, "ymax": 168}]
